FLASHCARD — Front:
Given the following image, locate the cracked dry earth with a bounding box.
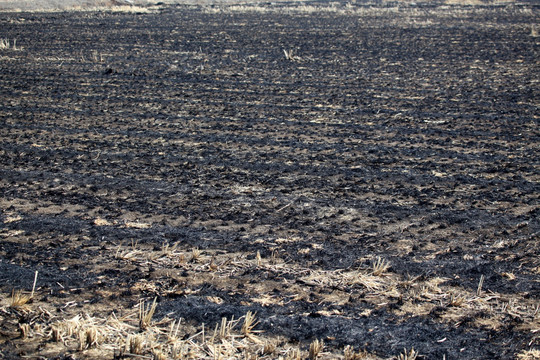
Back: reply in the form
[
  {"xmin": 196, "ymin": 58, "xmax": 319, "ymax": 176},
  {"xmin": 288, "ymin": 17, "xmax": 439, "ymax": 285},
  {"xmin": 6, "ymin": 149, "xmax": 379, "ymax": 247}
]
[{"xmin": 0, "ymin": 2, "xmax": 539, "ymax": 359}]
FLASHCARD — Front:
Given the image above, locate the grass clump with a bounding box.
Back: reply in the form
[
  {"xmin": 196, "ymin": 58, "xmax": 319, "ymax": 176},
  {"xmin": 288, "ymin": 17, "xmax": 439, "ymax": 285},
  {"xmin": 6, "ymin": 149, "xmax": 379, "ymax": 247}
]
[
  {"xmin": 0, "ymin": 38, "xmax": 20, "ymax": 50},
  {"xmin": 241, "ymin": 311, "xmax": 260, "ymax": 338},
  {"xmin": 344, "ymin": 345, "xmax": 369, "ymax": 359},
  {"xmin": 9, "ymin": 289, "xmax": 32, "ymax": 309},
  {"xmin": 372, "ymin": 257, "xmax": 390, "ymax": 276},
  {"xmin": 397, "ymin": 347, "xmax": 418, "ymax": 360},
  {"xmin": 139, "ymin": 297, "xmax": 158, "ymax": 331},
  {"xmin": 308, "ymin": 339, "xmax": 324, "ymax": 359}
]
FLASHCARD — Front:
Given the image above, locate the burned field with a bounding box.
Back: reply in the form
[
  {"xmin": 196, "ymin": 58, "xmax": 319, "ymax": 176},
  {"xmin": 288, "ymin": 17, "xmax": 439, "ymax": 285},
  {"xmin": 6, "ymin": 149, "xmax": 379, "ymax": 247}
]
[{"xmin": 0, "ymin": 2, "xmax": 539, "ymax": 359}]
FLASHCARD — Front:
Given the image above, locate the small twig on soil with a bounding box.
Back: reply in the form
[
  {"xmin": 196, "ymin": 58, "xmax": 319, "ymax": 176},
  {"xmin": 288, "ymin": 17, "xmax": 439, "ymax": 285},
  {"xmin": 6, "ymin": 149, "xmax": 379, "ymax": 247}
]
[
  {"xmin": 276, "ymin": 202, "xmax": 293, "ymax": 212},
  {"xmin": 121, "ymin": 354, "xmax": 153, "ymax": 359},
  {"xmin": 276, "ymin": 198, "xmax": 298, "ymax": 213},
  {"xmin": 477, "ymin": 275, "xmax": 485, "ymax": 296},
  {"xmin": 31, "ymin": 271, "xmax": 38, "ymax": 298}
]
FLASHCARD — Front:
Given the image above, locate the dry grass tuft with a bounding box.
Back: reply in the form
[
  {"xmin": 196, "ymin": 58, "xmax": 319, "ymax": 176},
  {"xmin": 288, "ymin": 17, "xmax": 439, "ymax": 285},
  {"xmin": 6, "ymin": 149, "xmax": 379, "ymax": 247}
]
[
  {"xmin": 9, "ymin": 271, "xmax": 37, "ymax": 307},
  {"xmin": 0, "ymin": 38, "xmax": 10, "ymax": 50},
  {"xmin": 139, "ymin": 297, "xmax": 158, "ymax": 331},
  {"xmin": 115, "ymin": 240, "xmax": 142, "ymax": 260},
  {"xmin": 0, "ymin": 38, "xmax": 20, "ymax": 50},
  {"xmin": 191, "ymin": 247, "xmax": 202, "ymax": 262},
  {"xmin": 10, "ymin": 289, "xmax": 32, "ymax": 309},
  {"xmin": 449, "ymin": 293, "xmax": 466, "ymax": 307},
  {"xmin": 344, "ymin": 345, "xmax": 369, "ymax": 360},
  {"xmin": 308, "ymin": 339, "xmax": 324, "ymax": 359},
  {"xmin": 397, "ymin": 347, "xmax": 418, "ymax": 360},
  {"xmin": 262, "ymin": 340, "xmax": 277, "ymax": 355},
  {"xmin": 167, "ymin": 318, "xmax": 182, "ymax": 343},
  {"xmin": 501, "ymin": 271, "xmax": 516, "ymax": 280},
  {"xmin": 213, "ymin": 316, "xmax": 235, "ymax": 341},
  {"xmin": 153, "ymin": 348, "xmax": 167, "ymax": 360},
  {"xmin": 79, "ymin": 326, "xmax": 100, "ymax": 350},
  {"xmin": 352, "ymin": 271, "xmax": 386, "ymax": 291},
  {"xmin": 286, "ymin": 348, "xmax": 303, "ymax": 360},
  {"xmin": 178, "ymin": 252, "xmax": 187, "ymax": 265},
  {"xmin": 283, "ymin": 49, "xmax": 301, "ymax": 62},
  {"xmin": 531, "ymin": 25, "xmax": 538, "ymax": 38},
  {"xmin": 241, "ymin": 311, "xmax": 260, "ymax": 338},
  {"xmin": 128, "ymin": 334, "xmax": 145, "ymax": 355},
  {"xmin": 371, "ymin": 257, "xmax": 390, "ymax": 276},
  {"xmin": 161, "ymin": 241, "xmax": 179, "ymax": 258}
]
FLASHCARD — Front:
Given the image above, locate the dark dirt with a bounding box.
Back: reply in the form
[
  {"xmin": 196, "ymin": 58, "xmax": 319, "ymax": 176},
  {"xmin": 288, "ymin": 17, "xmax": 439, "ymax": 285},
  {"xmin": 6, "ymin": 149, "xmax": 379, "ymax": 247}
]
[{"xmin": 0, "ymin": 2, "xmax": 539, "ymax": 359}]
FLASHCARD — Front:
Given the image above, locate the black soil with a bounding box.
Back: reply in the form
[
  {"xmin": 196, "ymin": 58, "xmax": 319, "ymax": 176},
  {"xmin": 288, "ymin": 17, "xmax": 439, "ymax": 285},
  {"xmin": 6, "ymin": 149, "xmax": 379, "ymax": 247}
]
[{"xmin": 0, "ymin": 2, "xmax": 539, "ymax": 359}]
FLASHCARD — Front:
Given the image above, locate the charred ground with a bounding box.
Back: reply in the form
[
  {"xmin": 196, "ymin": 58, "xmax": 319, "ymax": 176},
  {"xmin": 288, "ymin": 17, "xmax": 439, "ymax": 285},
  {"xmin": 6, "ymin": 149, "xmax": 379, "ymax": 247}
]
[{"xmin": 0, "ymin": 2, "xmax": 539, "ymax": 359}]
